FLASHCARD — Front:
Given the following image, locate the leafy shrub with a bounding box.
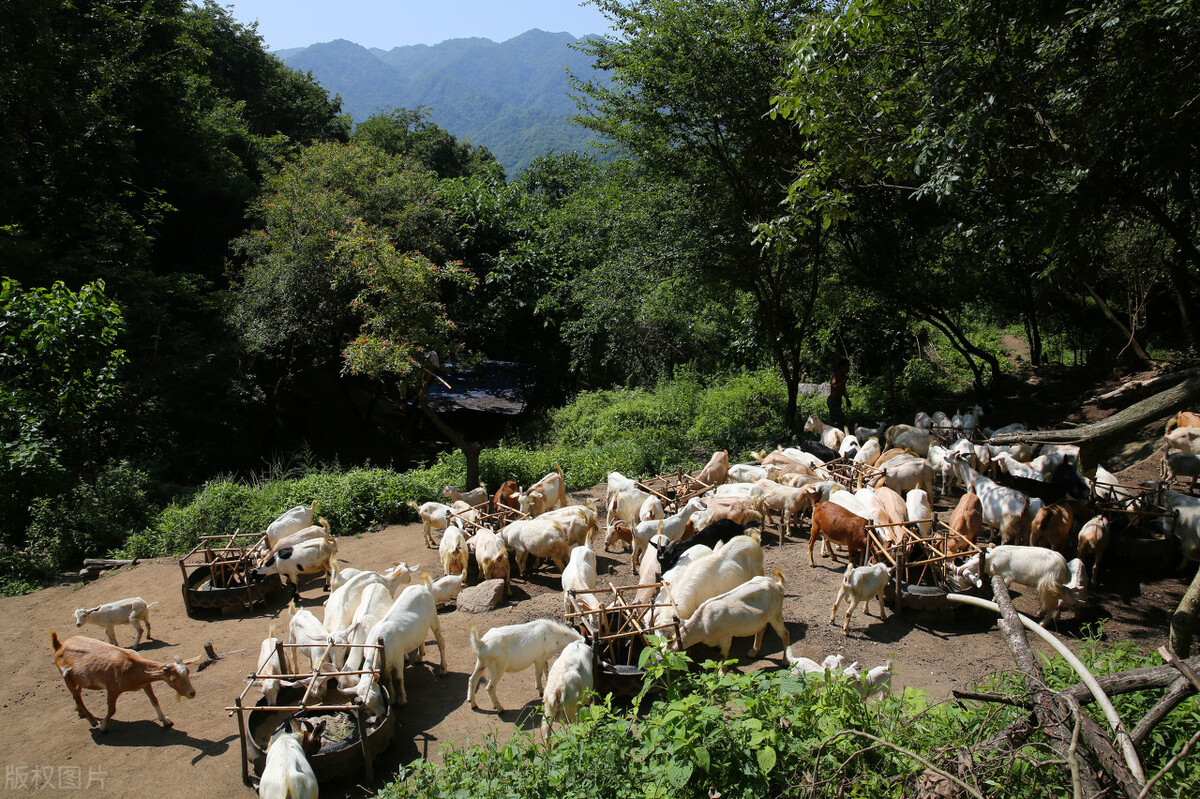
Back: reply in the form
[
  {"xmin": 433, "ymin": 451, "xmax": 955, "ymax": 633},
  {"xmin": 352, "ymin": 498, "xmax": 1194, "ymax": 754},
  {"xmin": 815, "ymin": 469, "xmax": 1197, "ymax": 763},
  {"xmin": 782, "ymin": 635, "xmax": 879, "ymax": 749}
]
[
  {"xmin": 120, "ymin": 467, "xmax": 425, "ymax": 558},
  {"xmin": 545, "ymin": 369, "xmax": 804, "ymax": 467},
  {"xmin": 23, "ymin": 460, "xmax": 153, "ymax": 566},
  {"xmin": 383, "ymin": 635, "xmax": 1196, "ymax": 799}
]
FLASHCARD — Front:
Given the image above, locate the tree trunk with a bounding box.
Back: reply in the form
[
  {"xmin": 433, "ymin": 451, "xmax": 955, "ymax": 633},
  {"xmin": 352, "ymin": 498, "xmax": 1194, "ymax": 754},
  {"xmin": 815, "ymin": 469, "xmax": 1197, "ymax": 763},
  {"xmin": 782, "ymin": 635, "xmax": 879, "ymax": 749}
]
[
  {"xmin": 784, "ymin": 373, "xmax": 798, "ymax": 432},
  {"xmin": 1082, "ymin": 283, "xmax": 1152, "ymax": 365},
  {"xmin": 416, "ymin": 376, "xmax": 483, "ymax": 488},
  {"xmin": 1022, "ymin": 282, "xmax": 1043, "ymax": 366},
  {"xmin": 1161, "ymin": 255, "xmax": 1199, "ymax": 353},
  {"xmin": 1170, "ymin": 566, "xmax": 1200, "ymax": 658}
]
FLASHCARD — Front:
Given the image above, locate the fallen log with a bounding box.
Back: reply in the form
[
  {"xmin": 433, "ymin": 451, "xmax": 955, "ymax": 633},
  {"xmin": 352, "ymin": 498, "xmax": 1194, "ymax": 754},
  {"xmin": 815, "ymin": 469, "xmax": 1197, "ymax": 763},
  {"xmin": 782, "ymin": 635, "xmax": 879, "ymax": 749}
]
[{"xmin": 991, "ymin": 371, "xmax": 1200, "ymax": 473}]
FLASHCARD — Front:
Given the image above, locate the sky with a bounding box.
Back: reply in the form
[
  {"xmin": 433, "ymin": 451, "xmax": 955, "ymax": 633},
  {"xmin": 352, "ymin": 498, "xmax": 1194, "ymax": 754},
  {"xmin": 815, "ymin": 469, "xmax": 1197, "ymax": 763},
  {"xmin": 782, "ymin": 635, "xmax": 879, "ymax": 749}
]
[{"xmin": 223, "ymin": 0, "xmax": 612, "ymax": 51}]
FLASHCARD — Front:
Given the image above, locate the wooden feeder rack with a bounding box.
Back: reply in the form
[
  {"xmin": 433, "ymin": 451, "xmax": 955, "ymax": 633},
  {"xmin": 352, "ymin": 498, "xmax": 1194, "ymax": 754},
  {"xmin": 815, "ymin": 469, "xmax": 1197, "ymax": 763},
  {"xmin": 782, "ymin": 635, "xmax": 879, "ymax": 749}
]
[
  {"xmin": 1089, "ymin": 479, "xmax": 1178, "ymax": 535},
  {"xmin": 862, "ymin": 518, "xmax": 984, "ymax": 615},
  {"xmin": 178, "ymin": 531, "xmax": 282, "ymax": 615},
  {"xmin": 635, "ymin": 472, "xmax": 715, "ymax": 514},
  {"xmin": 566, "ymin": 583, "xmax": 681, "ymax": 696},
  {"xmin": 456, "ymin": 505, "xmax": 530, "ymax": 536},
  {"xmin": 822, "ymin": 458, "xmax": 881, "ymax": 490},
  {"xmin": 228, "ymin": 640, "xmax": 393, "ymax": 786}
]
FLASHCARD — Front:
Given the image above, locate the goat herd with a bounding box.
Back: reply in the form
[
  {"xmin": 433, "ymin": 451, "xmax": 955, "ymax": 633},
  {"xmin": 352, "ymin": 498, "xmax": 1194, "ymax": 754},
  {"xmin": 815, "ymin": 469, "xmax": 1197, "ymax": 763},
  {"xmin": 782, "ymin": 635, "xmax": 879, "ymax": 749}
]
[{"xmin": 46, "ymin": 407, "xmax": 1200, "ymax": 797}]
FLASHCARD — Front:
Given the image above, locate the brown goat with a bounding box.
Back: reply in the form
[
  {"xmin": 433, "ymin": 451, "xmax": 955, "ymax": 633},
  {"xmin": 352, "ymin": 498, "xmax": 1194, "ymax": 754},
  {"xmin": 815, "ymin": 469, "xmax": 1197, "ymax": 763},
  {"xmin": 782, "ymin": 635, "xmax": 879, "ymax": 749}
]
[
  {"xmin": 1030, "ymin": 501, "xmax": 1075, "ymax": 553},
  {"xmin": 808, "ymin": 501, "xmax": 868, "ymax": 567},
  {"xmin": 947, "ymin": 487, "xmax": 983, "ymax": 554},
  {"xmin": 1076, "ymin": 515, "xmax": 1110, "ymax": 584},
  {"xmin": 51, "ymin": 630, "xmax": 197, "ymax": 732},
  {"xmin": 695, "ymin": 450, "xmax": 730, "ymax": 488},
  {"xmin": 701, "ymin": 496, "xmax": 764, "ymax": 527},
  {"xmin": 493, "ymin": 480, "xmax": 521, "ymax": 516}
]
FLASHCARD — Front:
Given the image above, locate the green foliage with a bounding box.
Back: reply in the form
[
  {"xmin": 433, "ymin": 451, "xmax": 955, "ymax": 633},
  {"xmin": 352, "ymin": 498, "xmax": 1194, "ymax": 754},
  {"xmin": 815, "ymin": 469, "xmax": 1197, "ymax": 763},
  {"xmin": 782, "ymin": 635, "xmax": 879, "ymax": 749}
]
[
  {"xmin": 27, "ymin": 461, "xmax": 154, "ymax": 569},
  {"xmin": 231, "ymin": 140, "xmax": 460, "ymax": 378},
  {"xmin": 382, "ymin": 635, "xmax": 1199, "ymax": 799},
  {"xmin": 545, "ymin": 369, "xmax": 794, "ymax": 464},
  {"xmin": 120, "ymin": 466, "xmax": 425, "ymax": 559},
  {"xmin": 572, "ymin": 1, "xmax": 834, "ymax": 423},
  {"xmin": 353, "ymin": 107, "xmax": 496, "ymax": 179},
  {"xmin": 0, "ymin": 279, "xmax": 128, "ymax": 549}
]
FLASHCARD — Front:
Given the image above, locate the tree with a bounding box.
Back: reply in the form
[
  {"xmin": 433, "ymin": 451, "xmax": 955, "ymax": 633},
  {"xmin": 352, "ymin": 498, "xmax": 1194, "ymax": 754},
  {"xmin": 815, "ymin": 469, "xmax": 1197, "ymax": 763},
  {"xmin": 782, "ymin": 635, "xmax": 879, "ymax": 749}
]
[
  {"xmin": 771, "ymin": 0, "xmax": 1200, "ymax": 377},
  {"xmin": 231, "ymin": 140, "xmax": 480, "ymax": 478},
  {"xmin": 572, "ymin": 0, "xmax": 829, "ymax": 428},
  {"xmin": 0, "ymin": 279, "xmax": 127, "ymax": 544},
  {"xmin": 353, "ymin": 107, "xmax": 496, "ymax": 179}
]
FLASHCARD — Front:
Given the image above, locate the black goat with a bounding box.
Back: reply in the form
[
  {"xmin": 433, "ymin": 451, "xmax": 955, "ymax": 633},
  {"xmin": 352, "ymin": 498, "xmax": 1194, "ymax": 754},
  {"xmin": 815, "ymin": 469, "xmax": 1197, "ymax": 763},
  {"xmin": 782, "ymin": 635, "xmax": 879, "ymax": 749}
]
[{"xmin": 656, "ymin": 519, "xmax": 758, "ymax": 573}]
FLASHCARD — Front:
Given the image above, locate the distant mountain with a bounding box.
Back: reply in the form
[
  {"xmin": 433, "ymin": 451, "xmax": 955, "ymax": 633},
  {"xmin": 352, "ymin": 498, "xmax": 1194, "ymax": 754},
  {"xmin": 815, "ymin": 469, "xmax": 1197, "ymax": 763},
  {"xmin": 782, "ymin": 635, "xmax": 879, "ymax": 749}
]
[{"xmin": 278, "ymin": 29, "xmax": 610, "ymax": 175}]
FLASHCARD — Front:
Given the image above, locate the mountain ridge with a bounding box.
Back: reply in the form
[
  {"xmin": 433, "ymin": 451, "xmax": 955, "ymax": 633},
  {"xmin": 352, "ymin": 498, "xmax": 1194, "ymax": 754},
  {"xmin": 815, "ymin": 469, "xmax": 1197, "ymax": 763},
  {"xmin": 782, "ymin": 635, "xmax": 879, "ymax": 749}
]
[{"xmin": 277, "ymin": 29, "xmax": 608, "ymax": 175}]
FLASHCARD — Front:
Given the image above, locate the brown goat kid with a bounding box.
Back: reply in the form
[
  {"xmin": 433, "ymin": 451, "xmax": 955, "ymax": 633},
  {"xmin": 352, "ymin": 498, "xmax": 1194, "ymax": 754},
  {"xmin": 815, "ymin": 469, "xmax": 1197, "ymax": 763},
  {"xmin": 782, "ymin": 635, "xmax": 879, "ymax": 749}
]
[
  {"xmin": 50, "ymin": 630, "xmax": 197, "ymax": 733},
  {"xmin": 808, "ymin": 501, "xmax": 868, "ymax": 567}
]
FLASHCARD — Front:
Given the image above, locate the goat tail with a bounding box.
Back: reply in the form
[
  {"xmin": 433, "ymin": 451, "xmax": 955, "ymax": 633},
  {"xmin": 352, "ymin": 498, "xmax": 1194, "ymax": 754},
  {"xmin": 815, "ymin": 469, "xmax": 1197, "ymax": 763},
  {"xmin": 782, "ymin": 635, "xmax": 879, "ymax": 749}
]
[
  {"xmin": 317, "ymin": 516, "xmax": 330, "ymax": 532},
  {"xmin": 50, "ymin": 629, "xmax": 62, "ymax": 652},
  {"xmin": 841, "ymin": 562, "xmax": 855, "ymax": 586},
  {"xmin": 468, "ymin": 623, "xmax": 482, "ymax": 654},
  {"xmin": 554, "ymin": 463, "xmax": 564, "ymax": 484},
  {"xmin": 772, "ymin": 567, "xmax": 786, "ymax": 591},
  {"xmin": 145, "ymin": 602, "xmax": 161, "ymax": 612},
  {"xmin": 288, "ymin": 599, "xmax": 297, "ymax": 616},
  {"xmin": 419, "ymin": 569, "xmax": 434, "ymax": 589}
]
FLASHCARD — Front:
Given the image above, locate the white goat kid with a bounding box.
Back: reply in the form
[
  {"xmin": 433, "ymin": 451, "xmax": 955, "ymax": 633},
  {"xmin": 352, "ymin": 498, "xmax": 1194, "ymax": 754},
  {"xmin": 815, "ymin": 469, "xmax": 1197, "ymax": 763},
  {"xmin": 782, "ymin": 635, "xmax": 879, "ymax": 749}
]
[{"xmin": 73, "ymin": 597, "xmax": 155, "ymax": 649}]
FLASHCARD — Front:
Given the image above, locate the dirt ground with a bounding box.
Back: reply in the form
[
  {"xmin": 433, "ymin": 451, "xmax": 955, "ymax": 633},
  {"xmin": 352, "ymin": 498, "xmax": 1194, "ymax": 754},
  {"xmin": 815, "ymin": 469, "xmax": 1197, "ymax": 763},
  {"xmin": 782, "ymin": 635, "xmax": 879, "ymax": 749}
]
[{"xmin": 1, "ymin": 470, "xmax": 1192, "ymax": 799}]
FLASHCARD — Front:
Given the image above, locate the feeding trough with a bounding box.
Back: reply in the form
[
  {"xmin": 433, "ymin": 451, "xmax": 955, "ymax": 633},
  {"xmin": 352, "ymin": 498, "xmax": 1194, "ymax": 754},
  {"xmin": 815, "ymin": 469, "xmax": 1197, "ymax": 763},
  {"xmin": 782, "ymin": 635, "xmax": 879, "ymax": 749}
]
[
  {"xmin": 230, "ymin": 641, "xmax": 395, "ymax": 785},
  {"xmin": 863, "ymin": 518, "xmax": 989, "ymax": 613},
  {"xmin": 566, "ymin": 583, "xmax": 681, "ymax": 698},
  {"xmin": 1089, "ymin": 478, "xmax": 1179, "ymax": 569},
  {"xmin": 178, "ymin": 531, "xmax": 282, "ymax": 616},
  {"xmin": 635, "ymin": 472, "xmax": 714, "ymax": 514}
]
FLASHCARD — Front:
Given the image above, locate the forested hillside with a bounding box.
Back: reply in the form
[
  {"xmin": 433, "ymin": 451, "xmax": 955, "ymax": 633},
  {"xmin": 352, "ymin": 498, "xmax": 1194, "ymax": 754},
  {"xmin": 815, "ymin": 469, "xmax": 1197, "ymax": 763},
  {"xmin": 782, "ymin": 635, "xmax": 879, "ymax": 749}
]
[
  {"xmin": 1, "ymin": 0, "xmax": 1197, "ymax": 600},
  {"xmin": 278, "ymin": 29, "xmax": 609, "ymax": 173}
]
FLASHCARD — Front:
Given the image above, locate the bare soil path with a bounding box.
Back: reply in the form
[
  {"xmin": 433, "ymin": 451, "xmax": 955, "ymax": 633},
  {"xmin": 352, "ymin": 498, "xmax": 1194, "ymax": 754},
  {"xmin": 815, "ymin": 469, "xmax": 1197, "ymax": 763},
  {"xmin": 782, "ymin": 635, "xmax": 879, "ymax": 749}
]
[{"xmin": 1, "ymin": 471, "xmax": 1190, "ymax": 799}]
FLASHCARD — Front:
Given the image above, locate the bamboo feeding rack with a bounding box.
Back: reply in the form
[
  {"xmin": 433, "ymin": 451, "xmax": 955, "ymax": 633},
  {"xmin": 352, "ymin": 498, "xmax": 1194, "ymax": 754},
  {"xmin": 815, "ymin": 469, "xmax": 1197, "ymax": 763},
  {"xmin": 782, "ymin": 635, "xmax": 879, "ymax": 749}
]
[
  {"xmin": 178, "ymin": 531, "xmax": 282, "ymax": 615},
  {"xmin": 862, "ymin": 518, "xmax": 984, "ymax": 614},
  {"xmin": 566, "ymin": 582, "xmax": 681, "ymax": 695},
  {"xmin": 635, "ymin": 472, "xmax": 715, "ymax": 514},
  {"xmin": 1089, "ymin": 479, "xmax": 1178, "ymax": 535},
  {"xmin": 229, "ymin": 640, "xmax": 392, "ymax": 786}
]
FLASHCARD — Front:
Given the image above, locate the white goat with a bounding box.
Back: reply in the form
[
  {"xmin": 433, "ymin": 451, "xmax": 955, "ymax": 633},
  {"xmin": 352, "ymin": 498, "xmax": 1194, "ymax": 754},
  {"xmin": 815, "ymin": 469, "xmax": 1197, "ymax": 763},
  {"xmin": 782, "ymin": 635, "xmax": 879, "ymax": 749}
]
[
  {"xmin": 830, "ymin": 562, "xmax": 892, "ymax": 635},
  {"xmin": 467, "ymin": 619, "xmax": 583, "ymax": 713},
  {"xmin": 561, "ymin": 545, "xmax": 599, "ymax": 611},
  {"xmin": 673, "ymin": 570, "xmax": 789, "ymax": 667},
  {"xmin": 354, "ymin": 577, "xmax": 446, "ymax": 709},
  {"xmin": 264, "ymin": 502, "xmax": 316, "ymax": 551},
  {"xmin": 258, "ymin": 719, "xmax": 323, "ymax": 799},
  {"xmin": 73, "ymin": 597, "xmax": 155, "ymax": 649},
  {"xmin": 441, "ymin": 484, "xmax": 489, "ymax": 509},
  {"xmin": 540, "ymin": 641, "xmax": 595, "ymax": 736},
  {"xmin": 954, "ymin": 545, "xmax": 1085, "ymax": 625},
  {"xmin": 417, "ymin": 501, "xmax": 458, "ymax": 547},
  {"xmin": 288, "ymin": 601, "xmax": 353, "ymax": 672},
  {"xmin": 439, "ymin": 524, "xmax": 471, "ymax": 577}
]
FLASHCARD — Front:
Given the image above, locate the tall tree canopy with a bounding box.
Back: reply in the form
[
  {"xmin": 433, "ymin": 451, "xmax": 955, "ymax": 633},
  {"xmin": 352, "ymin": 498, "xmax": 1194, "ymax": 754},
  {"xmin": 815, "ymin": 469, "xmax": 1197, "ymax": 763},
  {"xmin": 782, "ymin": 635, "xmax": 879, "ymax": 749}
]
[
  {"xmin": 571, "ymin": 0, "xmax": 830, "ymax": 427},
  {"xmin": 770, "ymin": 0, "xmax": 1200, "ymax": 381}
]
